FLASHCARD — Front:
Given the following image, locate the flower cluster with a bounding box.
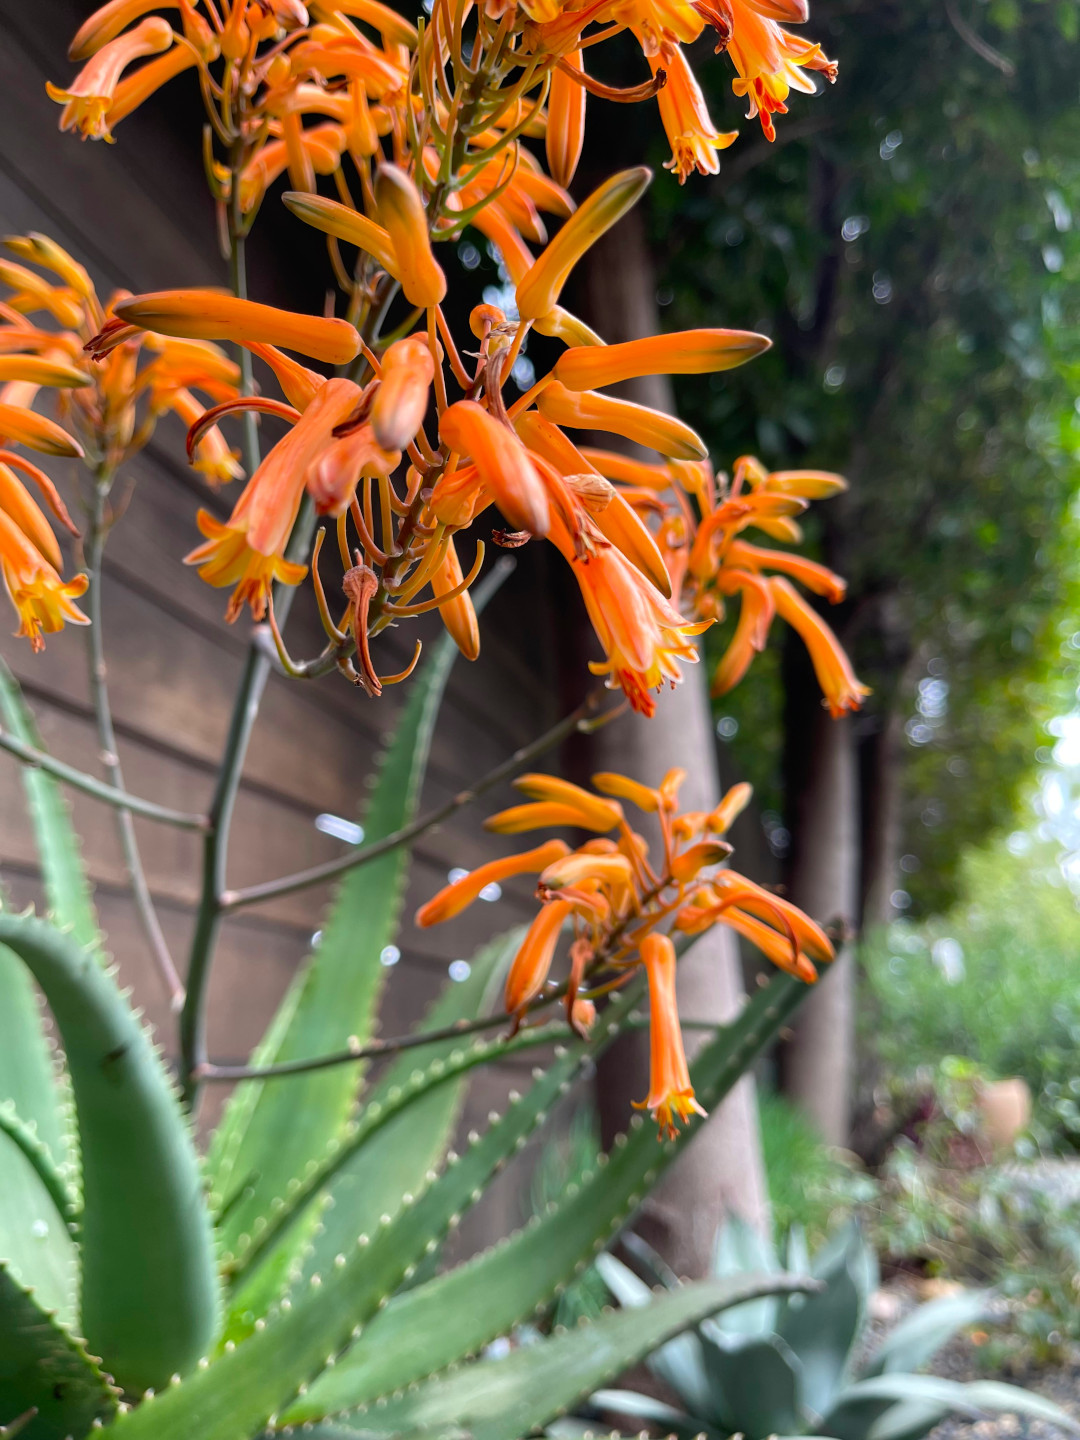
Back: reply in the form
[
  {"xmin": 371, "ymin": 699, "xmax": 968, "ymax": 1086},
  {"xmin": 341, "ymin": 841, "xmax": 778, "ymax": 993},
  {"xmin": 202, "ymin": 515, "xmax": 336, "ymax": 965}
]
[
  {"xmin": 416, "ymin": 768, "xmax": 833, "ymax": 1137},
  {"xmin": 48, "ymin": 0, "xmax": 836, "ymax": 175},
  {"xmin": 0, "ymin": 234, "xmax": 241, "ymax": 650},
  {"xmin": 37, "ymin": 0, "xmax": 854, "ymax": 713}
]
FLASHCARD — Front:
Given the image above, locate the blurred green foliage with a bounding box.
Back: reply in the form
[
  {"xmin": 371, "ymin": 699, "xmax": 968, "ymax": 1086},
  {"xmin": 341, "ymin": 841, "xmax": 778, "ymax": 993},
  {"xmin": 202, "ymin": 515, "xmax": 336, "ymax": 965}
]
[
  {"xmin": 649, "ymin": 0, "xmax": 1080, "ymax": 911},
  {"xmin": 862, "ymin": 838, "xmax": 1080, "ymax": 1153}
]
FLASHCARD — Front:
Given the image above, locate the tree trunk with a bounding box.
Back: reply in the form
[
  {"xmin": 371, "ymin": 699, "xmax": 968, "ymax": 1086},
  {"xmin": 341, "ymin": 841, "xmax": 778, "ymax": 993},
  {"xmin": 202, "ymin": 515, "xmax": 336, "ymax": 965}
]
[
  {"xmin": 780, "ymin": 690, "xmax": 860, "ymax": 1147},
  {"xmin": 859, "ymin": 704, "xmax": 904, "ymax": 932},
  {"xmin": 570, "ymin": 207, "xmax": 771, "ymax": 1270}
]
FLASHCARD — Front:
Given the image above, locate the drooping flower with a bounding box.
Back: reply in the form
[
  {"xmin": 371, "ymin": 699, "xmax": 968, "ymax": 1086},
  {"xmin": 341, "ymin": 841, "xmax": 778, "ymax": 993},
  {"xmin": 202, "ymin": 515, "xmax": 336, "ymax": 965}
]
[
  {"xmin": 633, "ymin": 932, "xmax": 707, "ymax": 1140},
  {"xmin": 46, "ymin": 15, "xmax": 175, "ymax": 141}
]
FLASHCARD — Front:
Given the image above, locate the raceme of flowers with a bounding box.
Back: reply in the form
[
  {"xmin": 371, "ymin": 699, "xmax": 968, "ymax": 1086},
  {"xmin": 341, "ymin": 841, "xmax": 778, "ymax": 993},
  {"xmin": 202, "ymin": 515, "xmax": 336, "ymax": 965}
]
[
  {"xmin": 416, "ymin": 768, "xmax": 834, "ymax": 1137},
  {"xmin": 23, "ymin": 0, "xmax": 858, "ymax": 716},
  {"xmin": 0, "ymin": 233, "xmax": 240, "ymax": 650}
]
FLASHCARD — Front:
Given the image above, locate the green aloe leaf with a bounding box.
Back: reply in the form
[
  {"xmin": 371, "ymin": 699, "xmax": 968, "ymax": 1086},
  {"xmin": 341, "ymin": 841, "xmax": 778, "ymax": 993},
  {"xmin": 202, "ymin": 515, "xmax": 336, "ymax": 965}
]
[
  {"xmin": 0, "ymin": 950, "xmax": 77, "ymax": 1325},
  {"xmin": 0, "ymin": 1261, "xmax": 118, "ymax": 1440},
  {"xmin": 222, "ymin": 931, "xmax": 517, "ymax": 1344},
  {"xmin": 0, "ymin": 913, "xmax": 219, "ymax": 1396},
  {"xmin": 316, "ymin": 1274, "xmax": 812, "ymax": 1440},
  {"xmin": 97, "ymin": 988, "xmax": 626, "ymax": 1440},
  {"xmin": 0, "ymin": 657, "xmax": 100, "ymax": 952},
  {"xmin": 284, "ymin": 970, "xmax": 810, "ymax": 1424},
  {"xmin": 207, "ymin": 627, "xmax": 461, "ymax": 1294},
  {"xmin": 297, "ymin": 928, "xmax": 516, "ymax": 1284}
]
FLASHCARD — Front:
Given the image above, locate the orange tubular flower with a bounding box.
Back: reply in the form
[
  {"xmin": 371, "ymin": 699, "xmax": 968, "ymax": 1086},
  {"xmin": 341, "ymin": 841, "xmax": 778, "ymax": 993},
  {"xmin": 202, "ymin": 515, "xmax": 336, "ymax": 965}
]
[
  {"xmin": 550, "ymin": 513, "xmax": 711, "ymax": 716},
  {"xmin": 504, "ymin": 899, "xmax": 574, "ymax": 1017},
  {"xmin": 770, "ymin": 575, "xmax": 870, "ymax": 716},
  {"xmin": 47, "ymin": 15, "xmax": 174, "ymax": 141},
  {"xmin": 108, "ymin": 292, "xmax": 361, "ymax": 366},
  {"xmin": 431, "ymin": 536, "xmax": 480, "ymax": 661},
  {"xmin": 415, "ymin": 838, "xmax": 571, "ymax": 926},
  {"xmin": 486, "ymin": 773, "xmax": 624, "ymax": 833},
  {"xmin": 633, "ymin": 933, "xmax": 706, "ymax": 1141},
  {"xmin": 538, "ymin": 381, "xmax": 708, "ymax": 462},
  {"xmin": 0, "ymin": 470, "xmax": 88, "ymax": 650},
  {"xmin": 185, "ymin": 377, "xmax": 364, "ymax": 621},
  {"xmin": 547, "ymin": 51, "xmax": 587, "ymax": 189},
  {"xmin": 553, "ymin": 328, "xmax": 771, "ymax": 391},
  {"xmin": 371, "ymin": 335, "xmax": 434, "ymax": 450},
  {"xmin": 719, "ymin": 0, "xmax": 838, "ymax": 142},
  {"xmin": 375, "ymin": 164, "xmax": 447, "ymax": 308},
  {"xmin": 650, "ymin": 40, "xmax": 739, "ymax": 182},
  {"xmin": 439, "ymin": 401, "xmax": 550, "ymax": 537},
  {"xmin": 516, "ymin": 167, "xmax": 652, "ymax": 322}
]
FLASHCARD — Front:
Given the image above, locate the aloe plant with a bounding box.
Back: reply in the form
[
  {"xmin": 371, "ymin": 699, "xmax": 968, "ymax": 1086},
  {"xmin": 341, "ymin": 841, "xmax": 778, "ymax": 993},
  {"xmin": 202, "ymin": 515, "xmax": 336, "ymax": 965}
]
[
  {"xmin": 0, "ymin": 636, "xmax": 820, "ymax": 1440},
  {"xmin": 591, "ymin": 1220, "xmax": 1080, "ymax": 1440}
]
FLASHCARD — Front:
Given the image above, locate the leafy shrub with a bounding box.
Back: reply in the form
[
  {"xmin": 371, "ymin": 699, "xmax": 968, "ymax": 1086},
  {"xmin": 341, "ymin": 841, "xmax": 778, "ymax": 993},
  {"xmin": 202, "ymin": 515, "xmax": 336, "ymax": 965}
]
[{"xmin": 861, "ymin": 839, "xmax": 1080, "ymax": 1154}]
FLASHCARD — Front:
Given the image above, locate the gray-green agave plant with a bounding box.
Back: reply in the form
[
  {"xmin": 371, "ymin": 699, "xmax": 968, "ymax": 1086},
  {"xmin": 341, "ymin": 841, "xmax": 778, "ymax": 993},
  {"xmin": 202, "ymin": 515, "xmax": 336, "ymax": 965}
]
[
  {"xmin": 591, "ymin": 1220, "xmax": 1080, "ymax": 1440},
  {"xmin": 0, "ymin": 637, "xmax": 814, "ymax": 1440}
]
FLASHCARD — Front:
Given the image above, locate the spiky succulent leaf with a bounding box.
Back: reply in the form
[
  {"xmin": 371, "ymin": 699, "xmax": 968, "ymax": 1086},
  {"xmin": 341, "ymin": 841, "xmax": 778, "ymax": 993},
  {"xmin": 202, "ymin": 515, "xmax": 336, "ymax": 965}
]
[
  {"xmin": 774, "ymin": 1231, "xmax": 864, "ymax": 1416},
  {"xmin": 699, "ymin": 1332, "xmax": 805, "ymax": 1437},
  {"xmin": 0, "ymin": 913, "xmax": 219, "ymax": 1396},
  {"xmin": 0, "ymin": 1262, "xmax": 118, "ymax": 1439},
  {"xmin": 589, "ymin": 1388, "xmax": 713, "ymax": 1439},
  {"xmin": 595, "ymin": 1252, "xmax": 711, "ymax": 1415},
  {"xmin": 859, "ymin": 1290, "xmax": 990, "ymax": 1379},
  {"xmin": 0, "ymin": 658, "xmax": 100, "ymax": 953},
  {"xmin": 96, "ymin": 994, "xmax": 626, "ymax": 1440},
  {"xmin": 297, "ymin": 928, "xmax": 515, "ymax": 1284},
  {"xmin": 285, "ymin": 970, "xmax": 810, "ymax": 1424},
  {"xmin": 709, "ymin": 1214, "xmax": 781, "ymax": 1337},
  {"xmin": 222, "ymin": 931, "xmax": 516, "ymax": 1345},
  {"xmin": 312, "ymin": 1274, "xmax": 813, "ymax": 1440},
  {"xmin": 0, "ymin": 954, "xmax": 77, "ymax": 1325},
  {"xmin": 824, "ymin": 1373, "xmax": 1080, "ymax": 1440},
  {"xmin": 207, "ymin": 629, "xmax": 460, "ymax": 1294}
]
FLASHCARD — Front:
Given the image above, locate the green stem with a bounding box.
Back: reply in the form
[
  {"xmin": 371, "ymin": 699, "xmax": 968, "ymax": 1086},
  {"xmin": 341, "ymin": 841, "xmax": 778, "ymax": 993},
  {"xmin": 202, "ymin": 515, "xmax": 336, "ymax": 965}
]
[
  {"xmin": 221, "ymin": 685, "xmax": 613, "ymax": 910},
  {"xmin": 85, "ymin": 474, "xmax": 185, "ymax": 1009},
  {"xmin": 0, "ymin": 728, "xmax": 208, "ymax": 829}
]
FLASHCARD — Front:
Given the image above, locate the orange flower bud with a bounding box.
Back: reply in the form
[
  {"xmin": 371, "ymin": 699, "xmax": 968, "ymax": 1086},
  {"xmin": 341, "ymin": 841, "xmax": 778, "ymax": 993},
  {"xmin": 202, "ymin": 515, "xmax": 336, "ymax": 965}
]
[
  {"xmin": 4, "ymin": 234, "xmax": 93, "ymax": 301},
  {"xmin": 537, "ymin": 381, "xmax": 707, "ymax": 461},
  {"xmin": 0, "ymin": 403, "xmax": 83, "ymax": 458},
  {"xmin": 546, "ymin": 50, "xmax": 586, "ymax": 188},
  {"xmin": 708, "ymin": 781, "xmax": 753, "ymax": 835},
  {"xmin": 670, "ymin": 841, "xmax": 732, "ymax": 884},
  {"xmin": 504, "ymin": 900, "xmax": 573, "ymax": 1016},
  {"xmin": 431, "ymin": 535, "xmax": 480, "ymax": 662},
  {"xmin": 554, "ymin": 328, "xmax": 771, "ymax": 391},
  {"xmin": 516, "ymin": 167, "xmax": 651, "ymax": 322},
  {"xmin": 371, "ymin": 335, "xmax": 434, "ymax": 450},
  {"xmin": 282, "ymin": 192, "xmax": 401, "ymax": 279},
  {"xmin": 439, "ymin": 401, "xmax": 550, "ymax": 537},
  {"xmin": 764, "ymin": 469, "xmax": 847, "ymax": 499},
  {"xmin": 375, "ymin": 164, "xmax": 446, "ymax": 308},
  {"xmin": 511, "ymin": 773, "xmax": 623, "ymax": 830},
  {"xmin": 112, "ymin": 291, "xmax": 361, "ymax": 366},
  {"xmin": 0, "ymin": 357, "xmax": 90, "ymax": 389},
  {"xmin": 415, "ymin": 839, "xmax": 570, "ymax": 927},
  {"xmin": 591, "ymin": 772, "xmax": 660, "ymax": 813}
]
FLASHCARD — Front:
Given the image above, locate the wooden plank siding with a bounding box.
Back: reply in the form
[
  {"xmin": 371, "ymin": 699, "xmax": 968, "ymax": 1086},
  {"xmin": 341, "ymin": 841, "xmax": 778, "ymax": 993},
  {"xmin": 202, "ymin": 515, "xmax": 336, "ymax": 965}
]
[{"xmin": 0, "ymin": 1, "xmax": 573, "ymax": 1238}]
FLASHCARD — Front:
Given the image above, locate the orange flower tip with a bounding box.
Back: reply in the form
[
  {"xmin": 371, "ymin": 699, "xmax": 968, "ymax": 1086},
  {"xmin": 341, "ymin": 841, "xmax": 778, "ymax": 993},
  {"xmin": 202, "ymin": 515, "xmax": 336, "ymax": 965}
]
[
  {"xmin": 590, "ymin": 772, "xmax": 659, "ymax": 813},
  {"xmin": 552, "ymin": 329, "xmax": 772, "ymax": 391},
  {"xmin": 282, "ymin": 192, "xmax": 400, "ymax": 279},
  {"xmin": 112, "ymin": 291, "xmax": 361, "ymax": 366},
  {"xmin": 374, "ymin": 164, "xmax": 447, "ymax": 309},
  {"xmin": 515, "ymin": 166, "xmax": 652, "ymax": 322}
]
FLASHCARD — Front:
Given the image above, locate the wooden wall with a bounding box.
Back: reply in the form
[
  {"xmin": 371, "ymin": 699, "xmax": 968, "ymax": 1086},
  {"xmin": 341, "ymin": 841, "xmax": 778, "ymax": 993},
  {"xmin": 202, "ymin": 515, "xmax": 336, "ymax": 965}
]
[{"xmin": 0, "ymin": 0, "xmax": 576, "ymax": 1241}]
